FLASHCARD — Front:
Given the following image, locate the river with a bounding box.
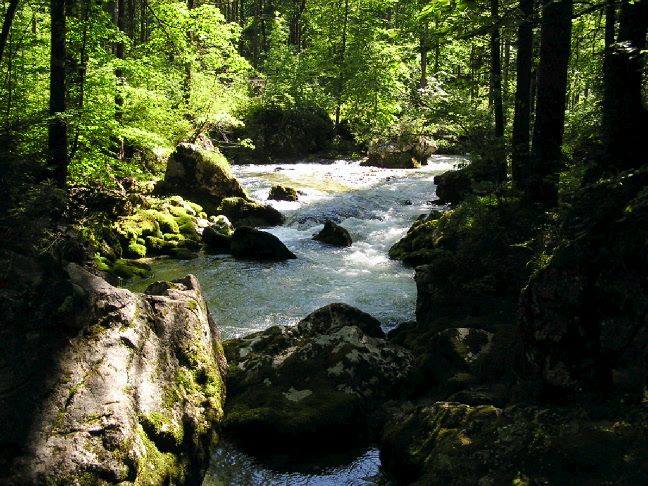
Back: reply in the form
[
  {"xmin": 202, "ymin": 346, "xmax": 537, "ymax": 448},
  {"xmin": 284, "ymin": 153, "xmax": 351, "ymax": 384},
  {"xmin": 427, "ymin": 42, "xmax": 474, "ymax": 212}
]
[{"xmin": 129, "ymin": 155, "xmax": 462, "ymax": 484}]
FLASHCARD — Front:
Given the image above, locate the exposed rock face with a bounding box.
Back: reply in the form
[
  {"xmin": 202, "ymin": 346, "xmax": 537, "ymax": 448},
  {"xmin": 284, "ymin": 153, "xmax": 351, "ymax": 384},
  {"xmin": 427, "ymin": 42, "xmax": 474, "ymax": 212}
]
[
  {"xmin": 222, "ymin": 303, "xmax": 414, "ymax": 450},
  {"xmin": 161, "ymin": 143, "xmax": 247, "ymax": 214},
  {"xmin": 434, "ymin": 168, "xmax": 472, "ymax": 205},
  {"xmin": 217, "ymin": 197, "xmax": 285, "ymax": 227},
  {"xmin": 312, "ymin": 220, "xmax": 353, "ymax": 247},
  {"xmin": 230, "ymin": 227, "xmax": 296, "ymax": 261},
  {"xmin": 268, "ymin": 184, "xmax": 298, "ymax": 201},
  {"xmin": 381, "ymin": 402, "xmax": 648, "ymax": 486},
  {"xmin": 2, "ymin": 266, "xmax": 226, "ymax": 485},
  {"xmin": 362, "ymin": 135, "xmax": 437, "ymax": 169}
]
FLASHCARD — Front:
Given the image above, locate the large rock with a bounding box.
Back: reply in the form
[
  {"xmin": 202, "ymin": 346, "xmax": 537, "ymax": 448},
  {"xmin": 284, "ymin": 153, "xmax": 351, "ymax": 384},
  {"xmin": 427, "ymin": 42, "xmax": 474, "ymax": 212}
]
[
  {"xmin": 217, "ymin": 196, "xmax": 285, "ymax": 227},
  {"xmin": 161, "ymin": 143, "xmax": 247, "ymax": 214},
  {"xmin": 223, "ymin": 303, "xmax": 414, "ymax": 450},
  {"xmin": 229, "ymin": 227, "xmax": 296, "ymax": 261},
  {"xmin": 2, "ymin": 266, "xmax": 226, "ymax": 485},
  {"xmin": 381, "ymin": 402, "xmax": 648, "ymax": 486},
  {"xmin": 312, "ymin": 220, "xmax": 353, "ymax": 247},
  {"xmin": 362, "ymin": 135, "xmax": 437, "ymax": 169},
  {"xmin": 434, "ymin": 168, "xmax": 472, "ymax": 205},
  {"xmin": 268, "ymin": 184, "xmax": 298, "ymax": 201}
]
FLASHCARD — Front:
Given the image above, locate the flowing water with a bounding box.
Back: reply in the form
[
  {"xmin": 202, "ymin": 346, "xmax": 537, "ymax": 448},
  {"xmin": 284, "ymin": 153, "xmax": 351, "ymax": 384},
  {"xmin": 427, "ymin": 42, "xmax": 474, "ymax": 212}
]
[{"xmin": 129, "ymin": 155, "xmax": 463, "ymax": 484}]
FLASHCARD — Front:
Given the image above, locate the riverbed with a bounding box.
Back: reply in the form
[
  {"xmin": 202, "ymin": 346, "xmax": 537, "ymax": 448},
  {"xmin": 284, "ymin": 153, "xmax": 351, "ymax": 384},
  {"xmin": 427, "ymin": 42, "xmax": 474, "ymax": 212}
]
[{"xmin": 129, "ymin": 155, "xmax": 462, "ymax": 484}]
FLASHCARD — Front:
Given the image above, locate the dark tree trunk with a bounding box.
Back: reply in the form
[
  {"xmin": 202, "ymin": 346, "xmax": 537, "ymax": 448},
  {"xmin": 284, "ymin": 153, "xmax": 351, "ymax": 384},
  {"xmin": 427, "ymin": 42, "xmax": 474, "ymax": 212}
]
[
  {"xmin": 511, "ymin": 0, "xmax": 534, "ymax": 190},
  {"xmin": 48, "ymin": 0, "xmax": 68, "ymax": 188},
  {"xmin": 334, "ymin": 0, "xmax": 349, "ymax": 132},
  {"xmin": 0, "ymin": 0, "xmax": 19, "ymax": 64},
  {"xmin": 600, "ymin": 0, "xmax": 648, "ymax": 174},
  {"xmin": 529, "ymin": 0, "xmax": 573, "ymax": 206},
  {"xmin": 489, "ymin": 0, "xmax": 506, "ymax": 181}
]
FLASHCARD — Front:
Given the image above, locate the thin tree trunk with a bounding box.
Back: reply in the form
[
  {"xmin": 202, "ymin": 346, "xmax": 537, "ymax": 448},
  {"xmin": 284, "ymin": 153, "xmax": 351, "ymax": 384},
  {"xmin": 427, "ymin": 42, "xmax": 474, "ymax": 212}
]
[
  {"xmin": 48, "ymin": 0, "xmax": 68, "ymax": 188},
  {"xmin": 0, "ymin": 0, "xmax": 19, "ymax": 64},
  {"xmin": 335, "ymin": 0, "xmax": 349, "ymax": 132},
  {"xmin": 511, "ymin": 0, "xmax": 534, "ymax": 190},
  {"xmin": 420, "ymin": 21, "xmax": 428, "ymax": 89},
  {"xmin": 529, "ymin": 0, "xmax": 573, "ymax": 206},
  {"xmin": 489, "ymin": 0, "xmax": 506, "ymax": 180}
]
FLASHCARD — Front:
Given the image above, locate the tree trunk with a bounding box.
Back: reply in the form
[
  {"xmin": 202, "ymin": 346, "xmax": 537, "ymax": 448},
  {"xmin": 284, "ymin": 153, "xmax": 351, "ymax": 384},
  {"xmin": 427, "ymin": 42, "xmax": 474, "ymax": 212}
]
[
  {"xmin": 334, "ymin": 0, "xmax": 349, "ymax": 132},
  {"xmin": 529, "ymin": 0, "xmax": 572, "ymax": 206},
  {"xmin": 489, "ymin": 0, "xmax": 506, "ymax": 181},
  {"xmin": 0, "ymin": 0, "xmax": 19, "ymax": 64},
  {"xmin": 48, "ymin": 0, "xmax": 68, "ymax": 188},
  {"xmin": 420, "ymin": 21, "xmax": 428, "ymax": 89},
  {"xmin": 600, "ymin": 0, "xmax": 648, "ymax": 174},
  {"xmin": 511, "ymin": 0, "xmax": 534, "ymax": 190}
]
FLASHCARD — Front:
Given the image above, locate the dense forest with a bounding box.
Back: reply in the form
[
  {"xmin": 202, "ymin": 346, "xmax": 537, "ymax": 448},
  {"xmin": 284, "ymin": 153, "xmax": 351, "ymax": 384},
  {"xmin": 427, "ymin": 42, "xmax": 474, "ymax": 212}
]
[{"xmin": 0, "ymin": 0, "xmax": 647, "ymax": 483}]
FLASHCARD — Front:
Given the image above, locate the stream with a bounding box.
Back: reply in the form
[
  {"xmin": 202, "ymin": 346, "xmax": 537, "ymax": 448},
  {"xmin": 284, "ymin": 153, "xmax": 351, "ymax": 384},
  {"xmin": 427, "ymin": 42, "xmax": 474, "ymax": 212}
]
[{"xmin": 129, "ymin": 155, "xmax": 463, "ymax": 484}]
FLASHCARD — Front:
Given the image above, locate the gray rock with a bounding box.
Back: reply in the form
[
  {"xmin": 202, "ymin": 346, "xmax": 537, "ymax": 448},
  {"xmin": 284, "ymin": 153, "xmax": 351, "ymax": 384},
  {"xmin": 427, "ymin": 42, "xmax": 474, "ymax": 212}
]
[
  {"xmin": 223, "ymin": 303, "xmax": 413, "ymax": 450},
  {"xmin": 362, "ymin": 135, "xmax": 437, "ymax": 169},
  {"xmin": 268, "ymin": 184, "xmax": 299, "ymax": 202},
  {"xmin": 4, "ymin": 266, "xmax": 226, "ymax": 485},
  {"xmin": 217, "ymin": 197, "xmax": 285, "ymax": 227}
]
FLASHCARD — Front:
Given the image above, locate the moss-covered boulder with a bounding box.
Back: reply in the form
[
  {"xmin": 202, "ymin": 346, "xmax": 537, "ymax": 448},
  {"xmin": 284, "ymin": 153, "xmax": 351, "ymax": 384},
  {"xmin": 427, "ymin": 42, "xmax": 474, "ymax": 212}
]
[
  {"xmin": 160, "ymin": 143, "xmax": 247, "ymax": 214},
  {"xmin": 268, "ymin": 184, "xmax": 299, "ymax": 201},
  {"xmin": 381, "ymin": 402, "xmax": 648, "ymax": 486},
  {"xmin": 229, "ymin": 227, "xmax": 296, "ymax": 261},
  {"xmin": 223, "ymin": 303, "xmax": 413, "ymax": 451},
  {"xmin": 217, "ymin": 197, "xmax": 285, "ymax": 227},
  {"xmin": 388, "ymin": 211, "xmax": 443, "ymax": 265},
  {"xmin": 361, "ymin": 135, "xmax": 437, "ymax": 169},
  {"xmin": 2, "ymin": 267, "xmax": 226, "ymax": 485}
]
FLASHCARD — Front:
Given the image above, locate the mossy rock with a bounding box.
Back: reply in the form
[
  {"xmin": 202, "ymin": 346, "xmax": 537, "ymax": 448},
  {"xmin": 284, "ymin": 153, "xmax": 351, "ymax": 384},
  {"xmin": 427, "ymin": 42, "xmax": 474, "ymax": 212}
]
[
  {"xmin": 161, "ymin": 143, "xmax": 247, "ymax": 214},
  {"xmin": 110, "ymin": 259, "xmax": 152, "ymax": 280},
  {"xmin": 268, "ymin": 184, "xmax": 299, "ymax": 202},
  {"xmin": 217, "ymin": 197, "xmax": 285, "ymax": 227},
  {"xmin": 170, "ymin": 248, "xmax": 200, "ymax": 260}
]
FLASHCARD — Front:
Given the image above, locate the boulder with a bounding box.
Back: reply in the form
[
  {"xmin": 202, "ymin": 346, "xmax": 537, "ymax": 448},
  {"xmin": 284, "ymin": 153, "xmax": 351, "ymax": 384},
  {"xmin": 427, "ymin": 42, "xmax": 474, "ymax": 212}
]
[
  {"xmin": 222, "ymin": 303, "xmax": 414, "ymax": 450},
  {"xmin": 362, "ymin": 135, "xmax": 437, "ymax": 169},
  {"xmin": 434, "ymin": 168, "xmax": 472, "ymax": 205},
  {"xmin": 381, "ymin": 402, "xmax": 648, "ymax": 486},
  {"xmin": 2, "ymin": 266, "xmax": 226, "ymax": 485},
  {"xmin": 229, "ymin": 227, "xmax": 296, "ymax": 261},
  {"xmin": 388, "ymin": 211, "xmax": 443, "ymax": 265},
  {"xmin": 160, "ymin": 143, "xmax": 247, "ymax": 214},
  {"xmin": 312, "ymin": 220, "xmax": 353, "ymax": 247},
  {"xmin": 217, "ymin": 197, "xmax": 285, "ymax": 227},
  {"xmin": 202, "ymin": 215, "xmax": 234, "ymax": 252},
  {"xmin": 268, "ymin": 184, "xmax": 299, "ymax": 202}
]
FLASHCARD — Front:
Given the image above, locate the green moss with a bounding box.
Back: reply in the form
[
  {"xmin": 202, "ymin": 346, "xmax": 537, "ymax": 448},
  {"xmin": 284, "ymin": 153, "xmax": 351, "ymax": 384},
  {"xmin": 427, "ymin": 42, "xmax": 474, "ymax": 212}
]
[
  {"xmin": 146, "ymin": 236, "xmax": 178, "ymax": 254},
  {"xmin": 134, "ymin": 426, "xmax": 184, "ymax": 486},
  {"xmin": 140, "ymin": 411, "xmax": 184, "ymax": 448},
  {"xmin": 111, "ymin": 259, "xmax": 151, "ymax": 280},
  {"xmin": 127, "ymin": 241, "xmax": 147, "ymax": 258},
  {"xmin": 164, "ymin": 233, "xmax": 185, "ymax": 242},
  {"xmin": 187, "ymin": 201, "xmax": 203, "ymax": 214},
  {"xmin": 94, "ymin": 254, "xmax": 111, "ymax": 272},
  {"xmin": 156, "ymin": 212, "xmax": 180, "ymax": 234}
]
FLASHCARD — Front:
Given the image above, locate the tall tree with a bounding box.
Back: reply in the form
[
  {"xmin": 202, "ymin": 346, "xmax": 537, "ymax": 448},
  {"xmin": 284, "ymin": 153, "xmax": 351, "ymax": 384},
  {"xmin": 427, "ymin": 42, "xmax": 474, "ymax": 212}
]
[
  {"xmin": 48, "ymin": 0, "xmax": 68, "ymax": 187},
  {"xmin": 511, "ymin": 0, "xmax": 534, "ymax": 190},
  {"xmin": 600, "ymin": 0, "xmax": 648, "ymax": 173},
  {"xmin": 529, "ymin": 0, "xmax": 572, "ymax": 206},
  {"xmin": 0, "ymin": 0, "xmax": 19, "ymax": 64}
]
